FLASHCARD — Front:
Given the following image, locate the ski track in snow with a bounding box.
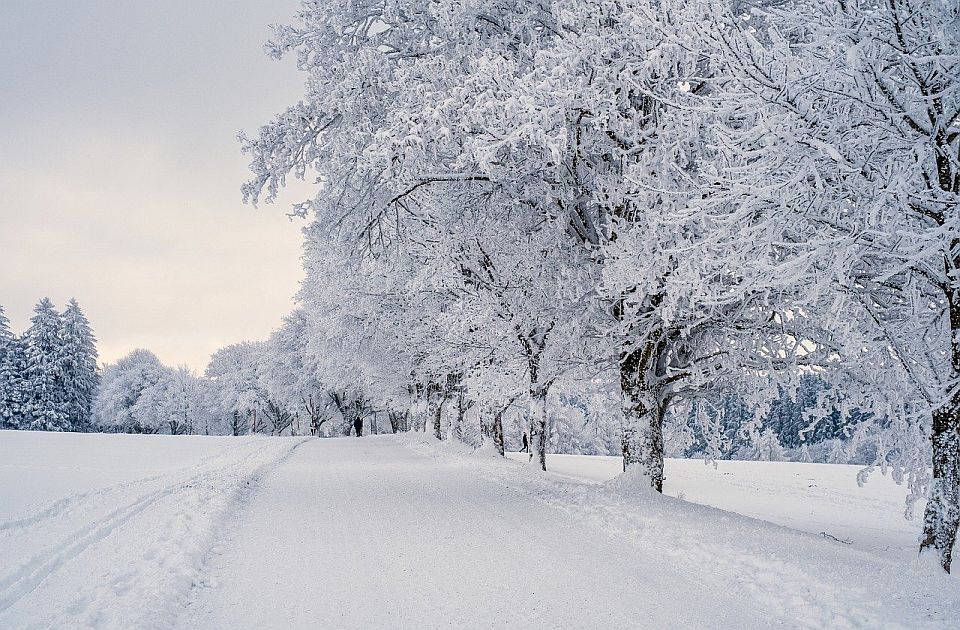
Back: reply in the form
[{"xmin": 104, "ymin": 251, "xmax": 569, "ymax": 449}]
[{"xmin": 0, "ymin": 435, "xmax": 307, "ymax": 629}]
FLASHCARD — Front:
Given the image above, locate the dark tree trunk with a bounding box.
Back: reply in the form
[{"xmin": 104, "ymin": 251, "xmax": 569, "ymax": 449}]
[
  {"xmin": 388, "ymin": 410, "xmax": 408, "ymax": 433},
  {"xmin": 620, "ymin": 386, "xmax": 667, "ymax": 492},
  {"xmin": 492, "ymin": 410, "xmax": 506, "ymax": 457},
  {"xmin": 516, "ymin": 325, "xmax": 553, "ymax": 470},
  {"xmin": 430, "ymin": 384, "xmax": 447, "ymax": 440},
  {"xmin": 480, "ymin": 400, "xmax": 511, "ymax": 456},
  {"xmin": 455, "ymin": 387, "xmax": 467, "ymax": 441},
  {"xmin": 619, "ymin": 340, "xmax": 667, "ymax": 492},
  {"xmin": 433, "ymin": 397, "xmax": 443, "ymax": 440},
  {"xmin": 529, "ymin": 385, "xmax": 548, "ymax": 471},
  {"xmin": 249, "ymin": 408, "xmax": 264, "ymax": 434},
  {"xmin": 920, "ymin": 294, "xmax": 960, "ymax": 572},
  {"xmin": 420, "ymin": 383, "xmax": 443, "ymax": 440}
]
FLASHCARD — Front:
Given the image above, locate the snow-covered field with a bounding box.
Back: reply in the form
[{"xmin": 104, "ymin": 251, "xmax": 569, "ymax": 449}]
[
  {"xmin": 507, "ymin": 452, "xmax": 922, "ymax": 558},
  {"xmin": 2, "ymin": 431, "xmax": 958, "ymax": 628},
  {"xmin": 0, "ymin": 431, "xmax": 307, "ymax": 628}
]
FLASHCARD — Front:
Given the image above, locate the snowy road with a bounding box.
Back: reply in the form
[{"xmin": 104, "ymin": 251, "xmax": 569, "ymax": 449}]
[
  {"xmin": 180, "ymin": 436, "xmax": 959, "ymax": 629},
  {"xmin": 182, "ymin": 437, "xmax": 746, "ymax": 628}
]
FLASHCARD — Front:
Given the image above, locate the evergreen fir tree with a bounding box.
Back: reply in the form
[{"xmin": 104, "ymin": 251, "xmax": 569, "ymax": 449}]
[
  {"xmin": 2, "ymin": 337, "xmax": 27, "ymax": 429},
  {"xmin": 60, "ymin": 299, "xmax": 100, "ymax": 431},
  {"xmin": 0, "ymin": 306, "xmax": 19, "ymax": 428},
  {"xmin": 0, "ymin": 305, "xmax": 11, "ymax": 346},
  {"xmin": 21, "ymin": 298, "xmax": 69, "ymax": 431}
]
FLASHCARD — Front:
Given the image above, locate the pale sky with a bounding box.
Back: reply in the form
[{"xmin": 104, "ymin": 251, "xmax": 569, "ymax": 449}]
[{"xmin": 0, "ymin": 1, "xmax": 312, "ymax": 371}]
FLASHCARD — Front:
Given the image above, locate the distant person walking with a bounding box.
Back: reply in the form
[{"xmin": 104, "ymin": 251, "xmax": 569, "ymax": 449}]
[
  {"xmin": 520, "ymin": 433, "xmax": 529, "ymax": 453},
  {"xmin": 353, "ymin": 417, "xmax": 363, "ymax": 437}
]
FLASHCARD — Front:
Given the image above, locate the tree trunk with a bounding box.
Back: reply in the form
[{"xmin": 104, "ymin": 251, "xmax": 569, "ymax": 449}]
[
  {"xmin": 433, "ymin": 399, "xmax": 443, "ymax": 440},
  {"xmin": 620, "ymin": 387, "xmax": 666, "ymax": 492},
  {"xmin": 919, "ymin": 407, "xmax": 960, "ymax": 572},
  {"xmin": 411, "ymin": 383, "xmax": 428, "ymax": 432},
  {"xmin": 920, "ymin": 296, "xmax": 960, "ymax": 571},
  {"xmin": 454, "ymin": 388, "xmax": 467, "ymax": 441},
  {"xmin": 529, "ymin": 386, "xmax": 548, "ymax": 471},
  {"xmin": 918, "ymin": 245, "xmax": 960, "ymax": 572},
  {"xmin": 492, "ymin": 410, "xmax": 506, "ymax": 457},
  {"xmin": 620, "ymin": 343, "xmax": 666, "ymax": 492}
]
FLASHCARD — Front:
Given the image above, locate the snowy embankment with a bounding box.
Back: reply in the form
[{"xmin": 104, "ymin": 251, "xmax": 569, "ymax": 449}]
[
  {"xmin": 0, "ymin": 431, "xmax": 306, "ymax": 628},
  {"xmin": 398, "ymin": 434, "xmax": 960, "ymax": 628},
  {"xmin": 506, "ymin": 452, "xmax": 923, "ymax": 558}
]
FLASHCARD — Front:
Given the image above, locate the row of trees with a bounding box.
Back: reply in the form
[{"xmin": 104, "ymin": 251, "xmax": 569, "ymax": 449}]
[
  {"xmin": 237, "ymin": 1, "xmax": 959, "ymax": 570},
  {"xmin": 0, "ymin": 300, "xmax": 100, "ymax": 432},
  {"xmin": 91, "ymin": 341, "xmax": 406, "ymax": 438}
]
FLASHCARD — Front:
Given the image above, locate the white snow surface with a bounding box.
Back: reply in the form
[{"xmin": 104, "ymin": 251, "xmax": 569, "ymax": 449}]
[
  {"xmin": 2, "ymin": 431, "xmax": 959, "ymax": 628},
  {"xmin": 506, "ymin": 452, "xmax": 925, "ymax": 558},
  {"xmin": 0, "ymin": 431, "xmax": 307, "ymax": 628}
]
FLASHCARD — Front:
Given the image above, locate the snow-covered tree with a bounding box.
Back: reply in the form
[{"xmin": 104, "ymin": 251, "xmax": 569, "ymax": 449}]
[
  {"xmin": 92, "ymin": 349, "xmax": 166, "ymax": 433},
  {"xmin": 20, "ymin": 298, "xmax": 69, "ymax": 431},
  {"xmin": 258, "ymin": 310, "xmax": 330, "ymax": 436},
  {"xmin": 139, "ymin": 365, "xmax": 211, "ymax": 435},
  {"xmin": 206, "ymin": 342, "xmax": 270, "ymax": 434},
  {"xmin": 239, "ymin": 0, "xmax": 959, "ymax": 569},
  {"xmin": 59, "ymin": 299, "xmax": 100, "ymax": 431},
  {"xmin": 241, "ymin": 0, "xmax": 615, "ymax": 469},
  {"xmin": 0, "ymin": 305, "xmax": 11, "ymax": 355},
  {"xmin": 0, "ymin": 306, "xmax": 22, "ymax": 429},
  {"xmin": 680, "ymin": 0, "xmax": 960, "ymax": 571}
]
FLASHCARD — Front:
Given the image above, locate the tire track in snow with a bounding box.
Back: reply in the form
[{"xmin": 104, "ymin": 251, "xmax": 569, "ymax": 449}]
[
  {"xmin": 0, "ymin": 440, "xmax": 264, "ymax": 534},
  {"xmin": 0, "ymin": 474, "xmax": 165, "ymax": 533},
  {"xmin": 0, "ymin": 478, "xmax": 178, "ymax": 612},
  {"xmin": 0, "ymin": 439, "xmax": 302, "ymax": 616}
]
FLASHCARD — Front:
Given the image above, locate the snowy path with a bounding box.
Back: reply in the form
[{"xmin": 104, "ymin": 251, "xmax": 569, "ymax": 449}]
[
  {"xmin": 180, "ymin": 436, "xmax": 959, "ymax": 629},
  {"xmin": 181, "ymin": 436, "xmax": 746, "ymax": 628}
]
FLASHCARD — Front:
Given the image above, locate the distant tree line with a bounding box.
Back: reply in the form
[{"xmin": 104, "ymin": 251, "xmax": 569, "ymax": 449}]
[
  {"xmin": 679, "ymin": 375, "xmax": 875, "ymax": 464},
  {"xmin": 0, "ymin": 300, "xmax": 100, "ymax": 432}
]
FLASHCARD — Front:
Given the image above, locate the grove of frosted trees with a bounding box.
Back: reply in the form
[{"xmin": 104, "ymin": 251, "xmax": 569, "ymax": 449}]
[
  {"xmin": 229, "ymin": 0, "xmax": 959, "ymax": 571},
  {"xmin": 0, "ymin": 300, "xmax": 100, "ymax": 432}
]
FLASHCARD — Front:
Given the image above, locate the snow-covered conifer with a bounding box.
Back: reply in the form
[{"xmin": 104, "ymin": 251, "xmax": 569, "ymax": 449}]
[
  {"xmin": 59, "ymin": 299, "xmax": 100, "ymax": 431},
  {"xmin": 21, "ymin": 298, "xmax": 69, "ymax": 431},
  {"xmin": 0, "ymin": 306, "xmax": 22, "ymax": 428}
]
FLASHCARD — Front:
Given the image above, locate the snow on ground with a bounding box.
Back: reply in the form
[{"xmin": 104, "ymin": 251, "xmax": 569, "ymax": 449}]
[
  {"xmin": 506, "ymin": 452, "xmax": 922, "ymax": 558},
  {"xmin": 2, "ymin": 431, "xmax": 958, "ymax": 629},
  {"xmin": 184, "ymin": 434, "xmax": 958, "ymax": 629},
  {"xmin": 0, "ymin": 431, "xmax": 307, "ymax": 628}
]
